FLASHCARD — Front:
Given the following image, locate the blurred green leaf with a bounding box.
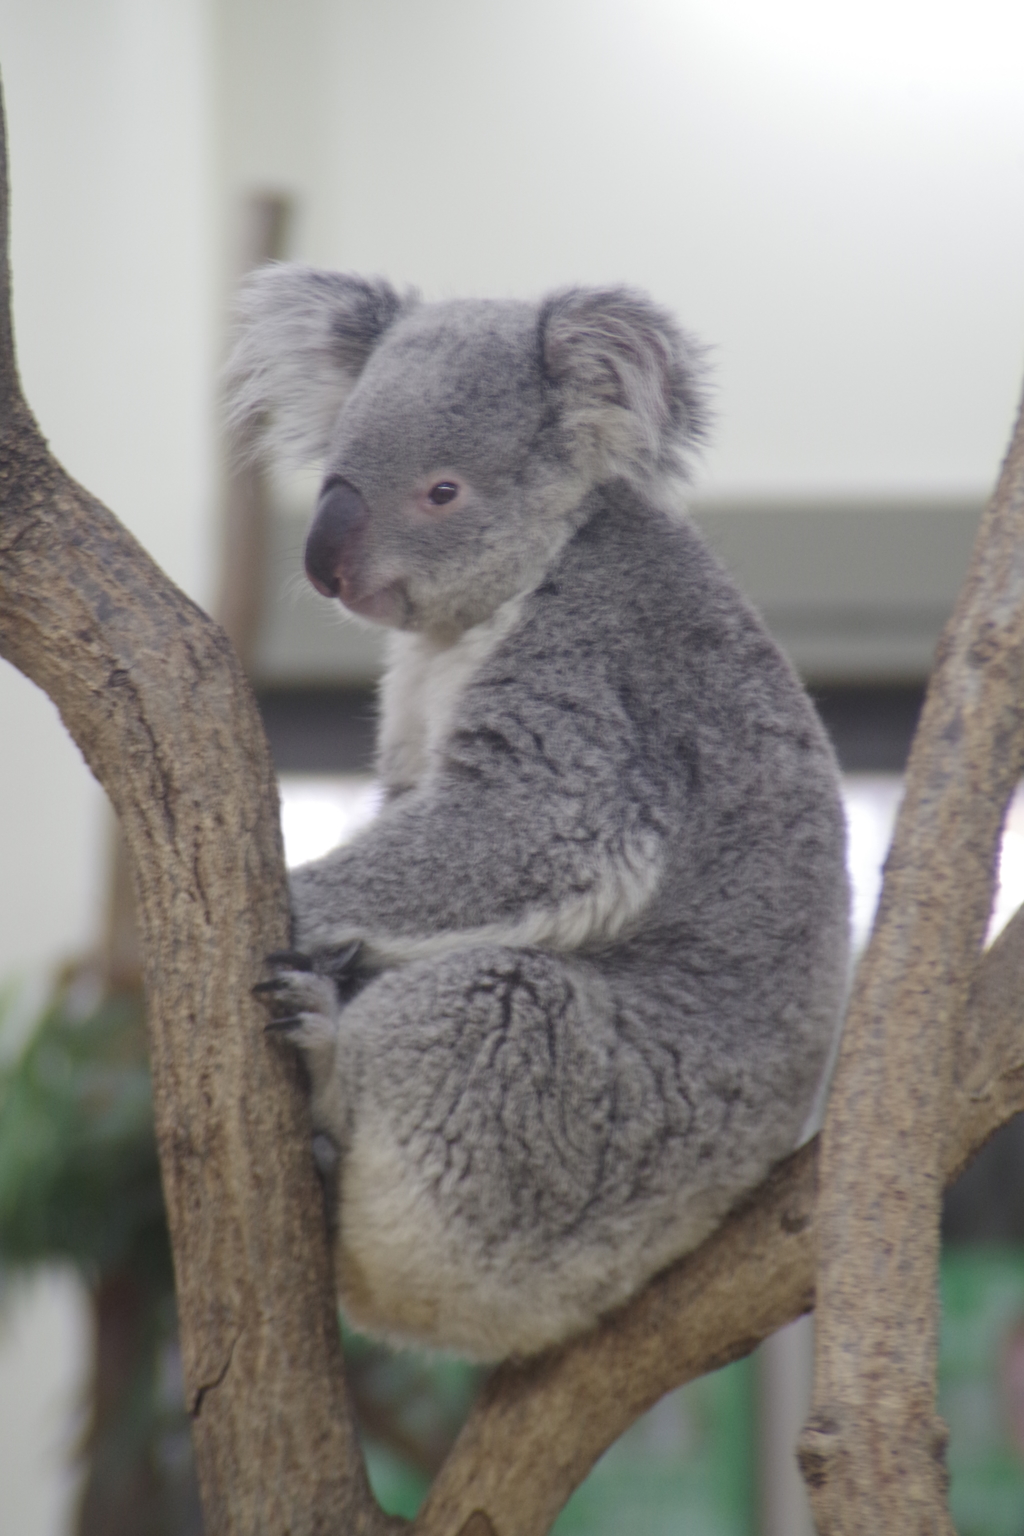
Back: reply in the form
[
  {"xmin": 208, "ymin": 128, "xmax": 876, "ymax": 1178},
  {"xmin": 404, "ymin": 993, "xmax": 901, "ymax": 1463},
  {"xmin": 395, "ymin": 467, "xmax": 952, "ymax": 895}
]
[{"xmin": 0, "ymin": 987, "xmax": 171, "ymax": 1283}]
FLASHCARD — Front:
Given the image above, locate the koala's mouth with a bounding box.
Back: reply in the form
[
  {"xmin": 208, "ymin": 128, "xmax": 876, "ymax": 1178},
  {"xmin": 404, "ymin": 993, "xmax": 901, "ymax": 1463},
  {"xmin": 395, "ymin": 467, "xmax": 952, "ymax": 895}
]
[{"xmin": 336, "ymin": 577, "xmax": 411, "ymax": 628}]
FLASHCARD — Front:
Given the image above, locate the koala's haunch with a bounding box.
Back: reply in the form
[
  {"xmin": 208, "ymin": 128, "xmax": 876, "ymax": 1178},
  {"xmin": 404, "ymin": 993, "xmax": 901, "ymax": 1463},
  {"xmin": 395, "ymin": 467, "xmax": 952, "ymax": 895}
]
[{"xmin": 230, "ymin": 270, "xmax": 851, "ymax": 1361}]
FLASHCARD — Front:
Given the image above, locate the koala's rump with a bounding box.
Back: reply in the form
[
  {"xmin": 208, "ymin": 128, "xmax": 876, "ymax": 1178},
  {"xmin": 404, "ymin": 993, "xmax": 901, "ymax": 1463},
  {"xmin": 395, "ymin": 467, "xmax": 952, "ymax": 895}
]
[{"xmin": 329, "ymin": 933, "xmax": 836, "ymax": 1360}]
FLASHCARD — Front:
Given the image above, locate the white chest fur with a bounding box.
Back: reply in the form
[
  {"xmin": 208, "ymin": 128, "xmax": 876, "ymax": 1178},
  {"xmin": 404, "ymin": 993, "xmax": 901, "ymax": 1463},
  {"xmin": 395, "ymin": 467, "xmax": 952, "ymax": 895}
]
[{"xmin": 376, "ymin": 594, "xmax": 525, "ymax": 796}]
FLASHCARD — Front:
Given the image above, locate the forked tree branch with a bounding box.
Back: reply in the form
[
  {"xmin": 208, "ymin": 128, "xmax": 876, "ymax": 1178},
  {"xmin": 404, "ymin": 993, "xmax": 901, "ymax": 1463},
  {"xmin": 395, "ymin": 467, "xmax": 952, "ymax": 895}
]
[{"xmin": 4, "ymin": 58, "xmax": 1024, "ymax": 1536}]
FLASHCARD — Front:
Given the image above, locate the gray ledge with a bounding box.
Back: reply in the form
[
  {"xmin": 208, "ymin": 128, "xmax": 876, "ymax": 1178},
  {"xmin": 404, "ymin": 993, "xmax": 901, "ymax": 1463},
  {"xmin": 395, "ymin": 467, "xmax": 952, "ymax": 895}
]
[{"xmin": 252, "ymin": 496, "xmax": 983, "ymax": 688}]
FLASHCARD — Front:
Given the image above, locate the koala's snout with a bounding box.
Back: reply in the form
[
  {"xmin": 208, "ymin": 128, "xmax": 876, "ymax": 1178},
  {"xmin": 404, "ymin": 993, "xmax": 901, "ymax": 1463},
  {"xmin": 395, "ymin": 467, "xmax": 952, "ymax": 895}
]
[{"xmin": 305, "ymin": 477, "xmax": 370, "ymax": 598}]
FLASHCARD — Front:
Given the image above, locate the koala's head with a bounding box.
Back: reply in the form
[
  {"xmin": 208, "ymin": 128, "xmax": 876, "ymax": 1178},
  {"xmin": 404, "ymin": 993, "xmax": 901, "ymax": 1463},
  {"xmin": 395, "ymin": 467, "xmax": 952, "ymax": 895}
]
[{"xmin": 227, "ymin": 266, "xmax": 707, "ymax": 636}]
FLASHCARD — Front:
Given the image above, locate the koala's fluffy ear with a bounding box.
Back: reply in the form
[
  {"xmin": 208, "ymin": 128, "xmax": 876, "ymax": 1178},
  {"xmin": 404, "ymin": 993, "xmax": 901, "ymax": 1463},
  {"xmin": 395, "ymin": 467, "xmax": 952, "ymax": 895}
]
[
  {"xmin": 539, "ymin": 287, "xmax": 709, "ymax": 490},
  {"xmin": 226, "ymin": 264, "xmax": 412, "ymax": 465}
]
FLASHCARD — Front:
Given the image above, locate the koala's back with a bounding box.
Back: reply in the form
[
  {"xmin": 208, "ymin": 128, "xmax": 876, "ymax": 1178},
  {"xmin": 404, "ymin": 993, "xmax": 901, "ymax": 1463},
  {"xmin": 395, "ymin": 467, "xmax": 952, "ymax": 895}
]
[
  {"xmin": 339, "ymin": 484, "xmax": 849, "ymax": 1355},
  {"xmin": 458, "ymin": 479, "xmax": 850, "ymax": 1028}
]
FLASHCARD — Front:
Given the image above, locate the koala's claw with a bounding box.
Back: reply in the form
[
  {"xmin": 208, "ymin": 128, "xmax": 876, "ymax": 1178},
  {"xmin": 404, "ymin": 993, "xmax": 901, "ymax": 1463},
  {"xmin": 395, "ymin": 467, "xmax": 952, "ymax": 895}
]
[
  {"xmin": 255, "ymin": 957, "xmax": 341, "ymax": 1052},
  {"xmin": 252, "ymin": 975, "xmax": 290, "ymax": 997},
  {"xmin": 328, "ymin": 938, "xmax": 363, "ymax": 973},
  {"xmin": 263, "ymin": 1013, "xmax": 306, "ymax": 1034},
  {"xmin": 265, "ymin": 948, "xmax": 315, "ymax": 972}
]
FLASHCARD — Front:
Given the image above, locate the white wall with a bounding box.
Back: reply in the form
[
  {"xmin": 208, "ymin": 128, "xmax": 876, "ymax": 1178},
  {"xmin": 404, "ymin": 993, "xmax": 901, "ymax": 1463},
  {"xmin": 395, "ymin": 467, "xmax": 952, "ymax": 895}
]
[
  {"xmin": 216, "ymin": 0, "xmax": 1024, "ymax": 499},
  {"xmin": 0, "ymin": 0, "xmax": 215, "ymax": 984},
  {"xmin": 2, "ymin": 0, "xmax": 1020, "ymax": 1027},
  {"xmin": 0, "ymin": 1271, "xmax": 92, "ymax": 1536},
  {"xmin": 0, "ymin": 7, "xmax": 215, "ymax": 1531}
]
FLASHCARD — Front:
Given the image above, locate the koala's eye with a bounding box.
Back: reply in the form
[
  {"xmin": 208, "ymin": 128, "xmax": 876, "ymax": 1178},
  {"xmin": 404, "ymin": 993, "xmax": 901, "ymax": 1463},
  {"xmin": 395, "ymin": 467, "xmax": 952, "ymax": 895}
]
[{"xmin": 426, "ymin": 481, "xmax": 460, "ymax": 507}]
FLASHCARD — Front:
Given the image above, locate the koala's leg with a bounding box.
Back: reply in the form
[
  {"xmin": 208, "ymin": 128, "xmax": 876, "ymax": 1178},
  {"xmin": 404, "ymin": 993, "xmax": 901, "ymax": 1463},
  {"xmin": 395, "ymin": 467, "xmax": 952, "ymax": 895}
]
[{"xmin": 299, "ymin": 942, "xmax": 685, "ymax": 1360}]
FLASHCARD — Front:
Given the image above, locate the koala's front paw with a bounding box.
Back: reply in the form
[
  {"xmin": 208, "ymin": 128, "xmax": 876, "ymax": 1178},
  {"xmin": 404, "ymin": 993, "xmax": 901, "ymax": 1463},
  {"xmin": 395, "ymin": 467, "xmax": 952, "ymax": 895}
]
[{"xmin": 254, "ymin": 951, "xmax": 342, "ymax": 1051}]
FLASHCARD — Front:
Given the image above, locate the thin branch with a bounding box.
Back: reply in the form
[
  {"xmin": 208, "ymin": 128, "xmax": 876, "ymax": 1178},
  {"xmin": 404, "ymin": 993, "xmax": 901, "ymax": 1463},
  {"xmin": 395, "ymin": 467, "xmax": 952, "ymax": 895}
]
[
  {"xmin": 0, "ymin": 72, "xmax": 13, "ymax": 414},
  {"xmin": 216, "ymin": 191, "xmax": 291, "ymax": 670},
  {"xmin": 800, "ymin": 378, "xmax": 1024, "ymax": 1534},
  {"xmin": 413, "ymin": 907, "xmax": 1024, "ymax": 1536},
  {"xmin": 0, "ymin": 71, "xmax": 397, "ymax": 1536}
]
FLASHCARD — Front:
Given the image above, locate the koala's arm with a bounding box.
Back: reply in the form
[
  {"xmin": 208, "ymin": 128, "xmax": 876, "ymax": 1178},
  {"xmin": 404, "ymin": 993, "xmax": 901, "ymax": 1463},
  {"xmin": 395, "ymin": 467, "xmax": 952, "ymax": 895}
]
[{"xmin": 290, "ymin": 676, "xmax": 665, "ymax": 963}]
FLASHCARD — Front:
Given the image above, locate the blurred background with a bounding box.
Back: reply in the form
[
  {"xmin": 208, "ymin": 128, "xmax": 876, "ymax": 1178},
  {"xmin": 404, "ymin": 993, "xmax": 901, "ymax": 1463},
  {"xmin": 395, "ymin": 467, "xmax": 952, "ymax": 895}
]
[{"xmin": 1, "ymin": 1, "xmax": 1024, "ymax": 1533}]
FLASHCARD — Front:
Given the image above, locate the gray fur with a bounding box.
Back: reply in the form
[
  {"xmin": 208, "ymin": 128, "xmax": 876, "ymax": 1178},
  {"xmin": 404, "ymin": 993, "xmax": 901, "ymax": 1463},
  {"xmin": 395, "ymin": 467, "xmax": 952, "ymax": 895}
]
[
  {"xmin": 227, "ymin": 266, "xmax": 411, "ymax": 463},
  {"xmin": 230, "ymin": 270, "xmax": 850, "ymax": 1361}
]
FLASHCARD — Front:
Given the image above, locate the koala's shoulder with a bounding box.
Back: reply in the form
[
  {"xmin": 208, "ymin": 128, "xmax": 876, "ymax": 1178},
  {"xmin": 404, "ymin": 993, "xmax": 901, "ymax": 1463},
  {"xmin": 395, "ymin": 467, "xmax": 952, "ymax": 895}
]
[
  {"xmin": 492, "ymin": 486, "xmax": 826, "ymax": 772},
  {"xmin": 507, "ymin": 487, "xmax": 760, "ymax": 680}
]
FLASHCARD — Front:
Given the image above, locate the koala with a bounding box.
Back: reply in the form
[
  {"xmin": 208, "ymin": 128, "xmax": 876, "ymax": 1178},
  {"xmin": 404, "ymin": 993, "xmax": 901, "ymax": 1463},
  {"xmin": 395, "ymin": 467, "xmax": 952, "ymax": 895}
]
[{"xmin": 228, "ymin": 268, "xmax": 850, "ymax": 1362}]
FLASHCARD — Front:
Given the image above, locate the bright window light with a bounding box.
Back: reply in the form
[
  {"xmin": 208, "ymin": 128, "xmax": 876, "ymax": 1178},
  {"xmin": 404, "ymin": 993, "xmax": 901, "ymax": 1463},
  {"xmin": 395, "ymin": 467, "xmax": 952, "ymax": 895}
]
[
  {"xmin": 277, "ymin": 772, "xmax": 1024, "ymax": 953},
  {"xmin": 991, "ymin": 793, "xmax": 1024, "ymax": 945},
  {"xmin": 843, "ymin": 775, "xmax": 1024, "ymax": 954},
  {"xmin": 279, "ymin": 775, "xmax": 382, "ymax": 869},
  {"xmin": 842, "ymin": 775, "xmax": 904, "ymax": 953}
]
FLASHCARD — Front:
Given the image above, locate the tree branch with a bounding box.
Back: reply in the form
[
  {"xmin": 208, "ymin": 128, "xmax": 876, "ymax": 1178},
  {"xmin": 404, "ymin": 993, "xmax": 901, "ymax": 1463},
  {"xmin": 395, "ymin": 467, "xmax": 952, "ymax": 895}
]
[
  {"xmin": 0, "ymin": 73, "xmax": 398, "ymax": 1536},
  {"xmin": 408, "ymin": 903, "xmax": 1024, "ymax": 1536},
  {"xmin": 798, "ymin": 380, "xmax": 1024, "ymax": 1533}
]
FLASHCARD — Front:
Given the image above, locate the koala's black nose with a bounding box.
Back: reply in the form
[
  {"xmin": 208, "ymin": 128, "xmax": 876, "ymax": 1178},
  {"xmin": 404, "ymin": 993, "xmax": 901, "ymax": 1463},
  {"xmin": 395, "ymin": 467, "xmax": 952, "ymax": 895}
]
[{"xmin": 305, "ymin": 477, "xmax": 370, "ymax": 597}]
